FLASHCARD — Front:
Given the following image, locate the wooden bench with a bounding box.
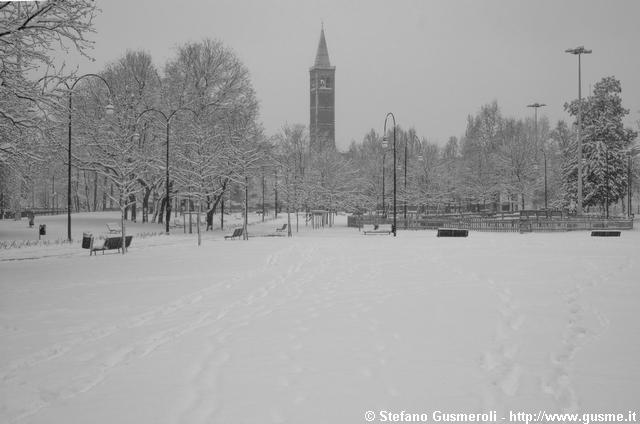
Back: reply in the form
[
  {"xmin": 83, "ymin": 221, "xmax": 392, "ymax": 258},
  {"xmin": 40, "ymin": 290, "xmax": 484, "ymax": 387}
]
[
  {"xmin": 106, "ymin": 222, "xmax": 121, "ymax": 234},
  {"xmin": 591, "ymin": 230, "xmax": 621, "ymax": 237},
  {"xmin": 224, "ymin": 228, "xmax": 243, "ymax": 240},
  {"xmin": 362, "ymin": 224, "xmax": 393, "ymax": 235},
  {"xmin": 83, "ymin": 234, "xmax": 133, "ymax": 255},
  {"xmin": 437, "ymin": 228, "xmax": 469, "ymax": 237},
  {"xmin": 276, "ymin": 223, "xmax": 287, "ymax": 232}
]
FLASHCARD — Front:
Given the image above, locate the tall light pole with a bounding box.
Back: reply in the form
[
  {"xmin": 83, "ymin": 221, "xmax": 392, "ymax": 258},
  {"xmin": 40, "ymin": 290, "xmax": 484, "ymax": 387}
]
[
  {"xmin": 527, "ymin": 103, "xmax": 546, "ymax": 210},
  {"xmin": 382, "ymin": 112, "xmax": 397, "ymax": 236},
  {"xmin": 381, "ymin": 151, "xmax": 386, "ymax": 217},
  {"xmin": 527, "ymin": 102, "xmax": 546, "ymax": 146},
  {"xmin": 540, "ymin": 148, "xmax": 548, "ymax": 210},
  {"xmin": 412, "ymin": 134, "xmax": 425, "ymax": 214},
  {"xmin": 403, "ymin": 133, "xmax": 408, "ymax": 222},
  {"xmin": 566, "ymin": 46, "xmax": 592, "ymax": 215},
  {"xmin": 66, "ymin": 74, "xmax": 114, "ymax": 242},
  {"xmin": 136, "ymin": 108, "xmax": 187, "ymax": 234}
]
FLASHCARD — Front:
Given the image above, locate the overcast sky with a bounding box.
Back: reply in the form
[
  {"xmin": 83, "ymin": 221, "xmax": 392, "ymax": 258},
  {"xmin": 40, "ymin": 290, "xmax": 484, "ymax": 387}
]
[{"xmin": 64, "ymin": 0, "xmax": 640, "ymax": 150}]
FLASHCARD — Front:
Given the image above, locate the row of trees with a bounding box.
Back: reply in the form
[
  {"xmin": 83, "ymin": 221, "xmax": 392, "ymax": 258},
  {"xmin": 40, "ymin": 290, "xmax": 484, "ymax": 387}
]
[
  {"xmin": 343, "ymin": 77, "xmax": 638, "ymax": 217},
  {"xmin": 2, "ymin": 2, "xmax": 638, "ymax": 248}
]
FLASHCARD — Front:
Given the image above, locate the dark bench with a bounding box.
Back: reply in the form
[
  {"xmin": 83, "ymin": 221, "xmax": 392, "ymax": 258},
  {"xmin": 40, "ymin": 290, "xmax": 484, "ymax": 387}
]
[
  {"xmin": 276, "ymin": 223, "xmax": 287, "ymax": 232},
  {"xmin": 591, "ymin": 230, "xmax": 621, "ymax": 237},
  {"xmin": 362, "ymin": 224, "xmax": 393, "ymax": 235},
  {"xmin": 83, "ymin": 234, "xmax": 133, "ymax": 255},
  {"xmin": 224, "ymin": 228, "xmax": 243, "ymax": 240},
  {"xmin": 437, "ymin": 228, "xmax": 469, "ymax": 237}
]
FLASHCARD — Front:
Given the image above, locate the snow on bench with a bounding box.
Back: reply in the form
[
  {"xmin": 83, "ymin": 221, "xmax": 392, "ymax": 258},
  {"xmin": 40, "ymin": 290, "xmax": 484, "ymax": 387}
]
[{"xmin": 106, "ymin": 222, "xmax": 121, "ymax": 234}]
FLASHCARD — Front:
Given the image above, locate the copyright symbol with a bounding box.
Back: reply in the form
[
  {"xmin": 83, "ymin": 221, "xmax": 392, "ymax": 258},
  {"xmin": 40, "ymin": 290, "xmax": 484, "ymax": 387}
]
[{"xmin": 365, "ymin": 410, "xmax": 376, "ymax": 421}]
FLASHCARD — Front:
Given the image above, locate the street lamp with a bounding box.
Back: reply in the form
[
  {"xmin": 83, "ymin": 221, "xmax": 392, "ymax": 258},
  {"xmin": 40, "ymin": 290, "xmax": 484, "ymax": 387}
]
[
  {"xmin": 381, "ymin": 150, "xmax": 386, "ymax": 218},
  {"xmin": 539, "ymin": 148, "xmax": 548, "ymax": 210},
  {"xmin": 411, "ymin": 133, "xmax": 424, "ymax": 217},
  {"xmin": 527, "ymin": 103, "xmax": 546, "ymax": 210},
  {"xmin": 135, "ymin": 102, "xmax": 231, "ymax": 236},
  {"xmin": 135, "ymin": 106, "xmax": 199, "ymax": 235},
  {"xmin": 566, "ymin": 46, "xmax": 592, "ymax": 215},
  {"xmin": 382, "ymin": 112, "xmax": 397, "ymax": 237},
  {"xmin": 66, "ymin": 74, "xmax": 114, "ymax": 242}
]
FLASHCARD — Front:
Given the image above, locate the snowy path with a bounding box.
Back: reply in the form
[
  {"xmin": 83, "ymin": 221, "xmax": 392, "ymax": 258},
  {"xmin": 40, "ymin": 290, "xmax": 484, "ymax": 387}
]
[{"xmin": 1, "ymin": 223, "xmax": 639, "ymax": 423}]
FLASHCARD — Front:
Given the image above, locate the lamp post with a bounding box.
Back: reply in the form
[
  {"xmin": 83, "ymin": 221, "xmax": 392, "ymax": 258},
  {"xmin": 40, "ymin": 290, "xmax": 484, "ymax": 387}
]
[
  {"xmin": 527, "ymin": 103, "xmax": 546, "ymax": 210},
  {"xmin": 403, "ymin": 134, "xmax": 408, "ymax": 222},
  {"xmin": 381, "ymin": 151, "xmax": 386, "ymax": 218},
  {"xmin": 411, "ymin": 133, "xmax": 424, "ymax": 216},
  {"xmin": 540, "ymin": 148, "xmax": 548, "ymax": 210},
  {"xmin": 274, "ymin": 168, "xmax": 278, "ymax": 219},
  {"xmin": 527, "ymin": 103, "xmax": 546, "ymax": 147},
  {"xmin": 382, "ymin": 112, "xmax": 397, "ymax": 236},
  {"xmin": 66, "ymin": 74, "xmax": 114, "ymax": 242},
  {"xmin": 605, "ymin": 143, "xmax": 609, "ymax": 219},
  {"xmin": 566, "ymin": 46, "xmax": 592, "ymax": 215},
  {"xmin": 135, "ymin": 107, "xmax": 201, "ymax": 234}
]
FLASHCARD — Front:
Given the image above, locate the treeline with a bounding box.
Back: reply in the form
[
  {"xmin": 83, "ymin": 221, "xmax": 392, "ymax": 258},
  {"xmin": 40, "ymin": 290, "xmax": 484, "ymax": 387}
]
[
  {"xmin": 345, "ymin": 77, "xmax": 638, "ymax": 216},
  {"xmin": 1, "ymin": 2, "xmax": 638, "ymax": 230}
]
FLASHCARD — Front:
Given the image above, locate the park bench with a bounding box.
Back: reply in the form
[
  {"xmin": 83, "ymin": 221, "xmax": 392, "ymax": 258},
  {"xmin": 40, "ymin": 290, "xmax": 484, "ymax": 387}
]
[
  {"xmin": 106, "ymin": 222, "xmax": 121, "ymax": 234},
  {"xmin": 83, "ymin": 233, "xmax": 133, "ymax": 255},
  {"xmin": 437, "ymin": 228, "xmax": 469, "ymax": 237},
  {"xmin": 362, "ymin": 224, "xmax": 393, "ymax": 235},
  {"xmin": 224, "ymin": 227, "xmax": 243, "ymax": 240},
  {"xmin": 591, "ymin": 230, "xmax": 621, "ymax": 237},
  {"xmin": 276, "ymin": 223, "xmax": 287, "ymax": 232}
]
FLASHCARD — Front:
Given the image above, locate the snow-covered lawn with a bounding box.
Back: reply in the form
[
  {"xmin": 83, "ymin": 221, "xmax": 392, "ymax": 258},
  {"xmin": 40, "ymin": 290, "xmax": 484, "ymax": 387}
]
[
  {"xmin": 1, "ymin": 216, "xmax": 639, "ymax": 423},
  {"xmin": 0, "ymin": 211, "xmax": 269, "ymax": 243}
]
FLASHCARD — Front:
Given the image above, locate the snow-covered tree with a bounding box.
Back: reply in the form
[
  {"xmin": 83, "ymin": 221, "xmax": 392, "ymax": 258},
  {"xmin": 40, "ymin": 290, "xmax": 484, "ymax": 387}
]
[
  {"xmin": 1, "ymin": 0, "xmax": 98, "ymax": 146},
  {"xmin": 564, "ymin": 76, "xmax": 638, "ymax": 214}
]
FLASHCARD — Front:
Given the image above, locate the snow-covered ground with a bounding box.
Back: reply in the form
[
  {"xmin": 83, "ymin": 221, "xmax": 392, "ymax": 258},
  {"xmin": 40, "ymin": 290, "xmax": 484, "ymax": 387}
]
[
  {"xmin": 1, "ymin": 215, "xmax": 639, "ymax": 423},
  {"xmin": 0, "ymin": 210, "xmax": 266, "ymax": 243}
]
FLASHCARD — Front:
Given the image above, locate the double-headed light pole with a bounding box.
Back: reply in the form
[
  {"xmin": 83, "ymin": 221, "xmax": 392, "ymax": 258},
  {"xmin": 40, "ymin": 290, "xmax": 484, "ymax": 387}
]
[
  {"xmin": 135, "ymin": 101, "xmax": 227, "ymax": 235},
  {"xmin": 135, "ymin": 108, "xmax": 194, "ymax": 234},
  {"xmin": 565, "ymin": 45, "xmax": 592, "ymax": 215},
  {"xmin": 527, "ymin": 102, "xmax": 547, "ymax": 210},
  {"xmin": 66, "ymin": 74, "xmax": 115, "ymax": 242},
  {"xmin": 382, "ymin": 112, "xmax": 397, "ymax": 237}
]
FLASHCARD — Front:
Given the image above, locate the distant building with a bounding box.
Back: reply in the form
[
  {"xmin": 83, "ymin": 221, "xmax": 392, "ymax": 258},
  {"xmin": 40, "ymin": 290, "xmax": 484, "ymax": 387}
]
[{"xmin": 309, "ymin": 25, "xmax": 335, "ymax": 151}]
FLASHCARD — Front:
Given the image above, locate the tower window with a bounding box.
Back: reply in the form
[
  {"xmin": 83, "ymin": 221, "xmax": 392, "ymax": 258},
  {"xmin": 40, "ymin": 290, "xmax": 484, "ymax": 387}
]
[{"xmin": 320, "ymin": 77, "xmax": 331, "ymax": 89}]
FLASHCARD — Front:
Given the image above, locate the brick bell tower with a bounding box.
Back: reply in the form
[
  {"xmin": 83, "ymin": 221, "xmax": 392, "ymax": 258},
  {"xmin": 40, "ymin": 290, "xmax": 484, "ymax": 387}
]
[{"xmin": 309, "ymin": 24, "xmax": 335, "ymax": 151}]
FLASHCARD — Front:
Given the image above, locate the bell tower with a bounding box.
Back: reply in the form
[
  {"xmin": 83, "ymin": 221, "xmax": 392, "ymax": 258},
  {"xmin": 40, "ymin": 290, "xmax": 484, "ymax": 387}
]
[{"xmin": 309, "ymin": 24, "xmax": 335, "ymax": 151}]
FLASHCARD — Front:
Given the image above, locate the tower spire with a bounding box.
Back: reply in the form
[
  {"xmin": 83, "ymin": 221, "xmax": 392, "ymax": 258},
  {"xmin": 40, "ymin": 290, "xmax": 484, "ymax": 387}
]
[{"xmin": 314, "ymin": 24, "xmax": 331, "ymax": 68}]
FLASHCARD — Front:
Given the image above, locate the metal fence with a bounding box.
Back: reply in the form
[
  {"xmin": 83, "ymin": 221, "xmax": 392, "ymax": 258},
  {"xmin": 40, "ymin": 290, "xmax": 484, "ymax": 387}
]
[{"xmin": 348, "ymin": 214, "xmax": 634, "ymax": 233}]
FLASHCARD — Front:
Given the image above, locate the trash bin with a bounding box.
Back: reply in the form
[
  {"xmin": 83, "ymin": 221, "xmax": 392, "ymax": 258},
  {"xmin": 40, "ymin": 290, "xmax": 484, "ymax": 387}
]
[
  {"xmin": 82, "ymin": 233, "xmax": 93, "ymax": 249},
  {"xmin": 39, "ymin": 224, "xmax": 46, "ymax": 236}
]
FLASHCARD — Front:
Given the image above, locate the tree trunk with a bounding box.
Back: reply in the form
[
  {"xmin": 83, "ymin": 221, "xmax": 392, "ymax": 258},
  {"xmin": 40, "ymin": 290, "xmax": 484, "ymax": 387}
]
[
  {"xmin": 165, "ymin": 196, "xmax": 171, "ymax": 227},
  {"xmin": 93, "ymin": 171, "xmax": 98, "ymax": 211},
  {"xmin": 129, "ymin": 194, "xmax": 137, "ymax": 222},
  {"xmin": 142, "ymin": 187, "xmax": 151, "ymax": 223},
  {"xmin": 196, "ymin": 200, "xmax": 201, "ymax": 246},
  {"xmin": 102, "ymin": 176, "xmax": 108, "ymax": 211},
  {"xmin": 158, "ymin": 196, "xmax": 165, "ymax": 225}
]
